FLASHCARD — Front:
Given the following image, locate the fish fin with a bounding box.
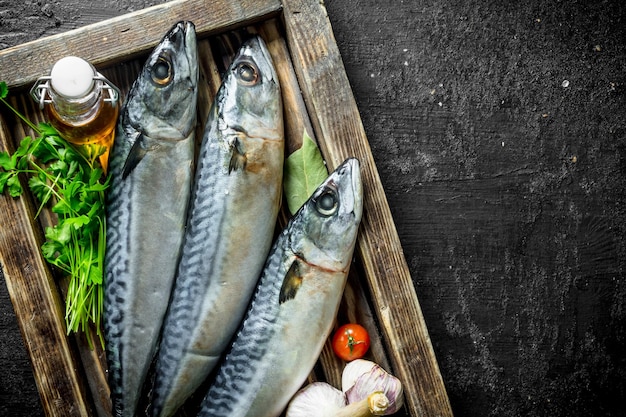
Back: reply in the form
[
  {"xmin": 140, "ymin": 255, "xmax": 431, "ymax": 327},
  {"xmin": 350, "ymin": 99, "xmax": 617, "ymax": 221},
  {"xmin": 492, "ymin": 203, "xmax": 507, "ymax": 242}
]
[
  {"xmin": 122, "ymin": 134, "xmax": 147, "ymax": 179},
  {"xmin": 279, "ymin": 260, "xmax": 303, "ymax": 304},
  {"xmin": 228, "ymin": 137, "xmax": 247, "ymax": 173}
]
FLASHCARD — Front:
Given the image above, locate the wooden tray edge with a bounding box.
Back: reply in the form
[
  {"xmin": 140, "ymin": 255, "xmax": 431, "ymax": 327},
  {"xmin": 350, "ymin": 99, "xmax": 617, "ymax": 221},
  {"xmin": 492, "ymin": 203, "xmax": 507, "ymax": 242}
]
[{"xmin": 0, "ymin": 0, "xmax": 282, "ymax": 89}]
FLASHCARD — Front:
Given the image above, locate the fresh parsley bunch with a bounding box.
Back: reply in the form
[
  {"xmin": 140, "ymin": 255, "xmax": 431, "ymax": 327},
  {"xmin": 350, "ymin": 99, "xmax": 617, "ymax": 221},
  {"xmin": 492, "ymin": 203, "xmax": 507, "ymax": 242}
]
[{"xmin": 0, "ymin": 81, "xmax": 109, "ymax": 349}]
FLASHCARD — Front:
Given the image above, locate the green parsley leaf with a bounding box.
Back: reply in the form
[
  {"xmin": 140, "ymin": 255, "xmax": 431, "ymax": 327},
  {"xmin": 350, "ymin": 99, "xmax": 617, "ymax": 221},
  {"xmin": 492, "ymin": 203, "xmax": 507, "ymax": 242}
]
[
  {"xmin": 88, "ymin": 263, "xmax": 103, "ymax": 286},
  {"xmin": 15, "ymin": 136, "xmax": 33, "ymax": 157},
  {"xmin": 46, "ymin": 222, "xmax": 73, "ymax": 245},
  {"xmin": 27, "ymin": 175, "xmax": 50, "ymax": 203},
  {"xmin": 0, "ymin": 81, "xmax": 8, "ymax": 99},
  {"xmin": 38, "ymin": 122, "xmax": 58, "ymax": 136},
  {"xmin": 41, "ymin": 239, "xmax": 62, "ymax": 260},
  {"xmin": 6, "ymin": 174, "xmax": 23, "ymax": 197},
  {"xmin": 0, "ymin": 171, "xmax": 13, "ymax": 193},
  {"xmin": 0, "ymin": 155, "xmax": 14, "ymax": 174},
  {"xmin": 65, "ymin": 214, "xmax": 91, "ymax": 230}
]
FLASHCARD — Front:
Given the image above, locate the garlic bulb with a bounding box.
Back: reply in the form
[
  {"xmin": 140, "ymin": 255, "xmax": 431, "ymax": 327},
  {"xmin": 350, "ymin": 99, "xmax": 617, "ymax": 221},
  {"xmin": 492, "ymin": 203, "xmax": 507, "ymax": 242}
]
[
  {"xmin": 286, "ymin": 382, "xmax": 346, "ymax": 417},
  {"xmin": 342, "ymin": 359, "xmax": 404, "ymax": 414},
  {"xmin": 286, "ymin": 360, "xmax": 404, "ymax": 416}
]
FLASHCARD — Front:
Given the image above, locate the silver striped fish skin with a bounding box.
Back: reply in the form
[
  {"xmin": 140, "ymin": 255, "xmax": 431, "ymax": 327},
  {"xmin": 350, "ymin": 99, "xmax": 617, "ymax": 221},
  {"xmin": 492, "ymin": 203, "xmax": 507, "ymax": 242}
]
[
  {"xmin": 198, "ymin": 157, "xmax": 363, "ymax": 417},
  {"xmin": 151, "ymin": 35, "xmax": 284, "ymax": 417},
  {"xmin": 103, "ymin": 21, "xmax": 198, "ymax": 417}
]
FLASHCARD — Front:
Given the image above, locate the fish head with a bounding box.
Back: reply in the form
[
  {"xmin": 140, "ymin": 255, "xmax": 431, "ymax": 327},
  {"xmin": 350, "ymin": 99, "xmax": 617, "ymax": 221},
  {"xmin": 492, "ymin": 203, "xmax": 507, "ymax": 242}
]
[
  {"xmin": 290, "ymin": 158, "xmax": 363, "ymax": 272},
  {"xmin": 218, "ymin": 35, "xmax": 282, "ymax": 143},
  {"xmin": 124, "ymin": 21, "xmax": 198, "ymax": 141}
]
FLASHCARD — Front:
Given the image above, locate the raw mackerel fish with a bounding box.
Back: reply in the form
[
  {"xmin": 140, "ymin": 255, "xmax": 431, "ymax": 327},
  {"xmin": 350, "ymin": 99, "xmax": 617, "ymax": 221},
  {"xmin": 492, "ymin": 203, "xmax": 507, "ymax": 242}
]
[
  {"xmin": 198, "ymin": 158, "xmax": 363, "ymax": 417},
  {"xmin": 151, "ymin": 35, "xmax": 284, "ymax": 417},
  {"xmin": 103, "ymin": 21, "xmax": 198, "ymax": 417}
]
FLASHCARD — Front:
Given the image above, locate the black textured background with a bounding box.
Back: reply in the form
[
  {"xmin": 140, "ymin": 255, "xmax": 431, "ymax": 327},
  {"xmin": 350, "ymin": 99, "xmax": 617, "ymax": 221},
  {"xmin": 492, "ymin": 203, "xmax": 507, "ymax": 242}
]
[{"xmin": 1, "ymin": 1, "xmax": 625, "ymax": 416}]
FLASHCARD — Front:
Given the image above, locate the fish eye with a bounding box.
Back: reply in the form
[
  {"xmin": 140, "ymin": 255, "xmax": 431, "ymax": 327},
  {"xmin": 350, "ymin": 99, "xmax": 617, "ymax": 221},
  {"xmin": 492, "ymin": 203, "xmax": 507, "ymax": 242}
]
[
  {"xmin": 315, "ymin": 190, "xmax": 338, "ymax": 216},
  {"xmin": 151, "ymin": 57, "xmax": 173, "ymax": 86},
  {"xmin": 235, "ymin": 62, "xmax": 259, "ymax": 85}
]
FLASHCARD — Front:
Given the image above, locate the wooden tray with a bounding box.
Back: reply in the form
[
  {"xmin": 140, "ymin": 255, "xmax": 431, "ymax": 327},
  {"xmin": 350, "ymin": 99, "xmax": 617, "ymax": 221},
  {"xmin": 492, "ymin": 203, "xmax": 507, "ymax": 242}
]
[{"xmin": 0, "ymin": 1, "xmax": 452, "ymax": 416}]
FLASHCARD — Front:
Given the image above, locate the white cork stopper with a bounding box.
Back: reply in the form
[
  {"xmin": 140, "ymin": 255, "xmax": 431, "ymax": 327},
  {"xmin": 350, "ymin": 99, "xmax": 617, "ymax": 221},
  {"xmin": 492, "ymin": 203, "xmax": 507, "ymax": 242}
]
[{"xmin": 50, "ymin": 56, "xmax": 95, "ymax": 98}]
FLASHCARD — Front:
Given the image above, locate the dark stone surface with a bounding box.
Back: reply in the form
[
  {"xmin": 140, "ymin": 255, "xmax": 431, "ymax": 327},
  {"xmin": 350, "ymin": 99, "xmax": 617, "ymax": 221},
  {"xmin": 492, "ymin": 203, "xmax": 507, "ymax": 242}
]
[
  {"xmin": 1, "ymin": 0, "xmax": 625, "ymax": 416},
  {"xmin": 323, "ymin": 1, "xmax": 626, "ymax": 415}
]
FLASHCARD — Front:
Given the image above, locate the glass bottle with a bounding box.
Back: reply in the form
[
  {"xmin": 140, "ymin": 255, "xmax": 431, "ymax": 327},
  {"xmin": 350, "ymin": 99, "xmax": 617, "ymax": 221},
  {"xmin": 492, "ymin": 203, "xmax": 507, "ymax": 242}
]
[{"xmin": 30, "ymin": 56, "xmax": 120, "ymax": 173}]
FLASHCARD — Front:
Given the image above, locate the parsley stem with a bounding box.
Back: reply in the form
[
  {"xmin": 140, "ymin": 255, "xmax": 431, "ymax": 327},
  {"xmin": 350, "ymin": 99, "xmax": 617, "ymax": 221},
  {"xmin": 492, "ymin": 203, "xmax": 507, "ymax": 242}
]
[{"xmin": 0, "ymin": 97, "xmax": 41, "ymax": 134}]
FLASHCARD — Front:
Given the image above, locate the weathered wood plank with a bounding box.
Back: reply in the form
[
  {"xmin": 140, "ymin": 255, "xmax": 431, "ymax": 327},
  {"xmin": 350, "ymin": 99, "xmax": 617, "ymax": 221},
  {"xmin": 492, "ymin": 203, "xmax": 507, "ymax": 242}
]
[
  {"xmin": 0, "ymin": 0, "xmax": 282, "ymax": 89},
  {"xmin": 0, "ymin": 114, "xmax": 92, "ymax": 416},
  {"xmin": 72, "ymin": 328, "xmax": 110, "ymax": 417},
  {"xmin": 281, "ymin": 0, "xmax": 453, "ymax": 416},
  {"xmin": 257, "ymin": 19, "xmax": 315, "ymax": 154}
]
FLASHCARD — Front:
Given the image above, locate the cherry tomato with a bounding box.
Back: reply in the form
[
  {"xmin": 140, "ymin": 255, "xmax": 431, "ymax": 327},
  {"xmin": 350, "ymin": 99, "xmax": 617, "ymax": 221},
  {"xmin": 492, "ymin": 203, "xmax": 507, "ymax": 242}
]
[{"xmin": 331, "ymin": 323, "xmax": 370, "ymax": 361}]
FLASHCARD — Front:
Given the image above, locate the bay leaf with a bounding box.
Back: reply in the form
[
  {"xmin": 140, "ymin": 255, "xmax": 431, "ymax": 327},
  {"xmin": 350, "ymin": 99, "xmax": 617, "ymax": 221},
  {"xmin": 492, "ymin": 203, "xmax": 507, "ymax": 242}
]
[{"xmin": 283, "ymin": 130, "xmax": 328, "ymax": 215}]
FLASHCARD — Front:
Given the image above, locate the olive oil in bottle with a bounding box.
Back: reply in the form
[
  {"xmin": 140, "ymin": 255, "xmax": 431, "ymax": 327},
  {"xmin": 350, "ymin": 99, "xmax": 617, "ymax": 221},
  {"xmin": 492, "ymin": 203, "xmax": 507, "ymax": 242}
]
[{"xmin": 31, "ymin": 56, "xmax": 120, "ymax": 173}]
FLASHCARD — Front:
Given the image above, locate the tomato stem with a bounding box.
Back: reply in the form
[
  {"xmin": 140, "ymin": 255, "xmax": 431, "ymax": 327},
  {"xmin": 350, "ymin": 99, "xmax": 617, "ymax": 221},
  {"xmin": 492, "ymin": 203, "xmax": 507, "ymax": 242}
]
[{"xmin": 348, "ymin": 334, "xmax": 366, "ymax": 353}]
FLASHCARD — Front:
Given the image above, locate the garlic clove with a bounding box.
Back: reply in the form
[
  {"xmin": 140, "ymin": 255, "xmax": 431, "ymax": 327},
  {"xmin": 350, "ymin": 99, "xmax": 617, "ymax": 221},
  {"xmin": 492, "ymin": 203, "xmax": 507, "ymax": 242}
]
[
  {"xmin": 286, "ymin": 382, "xmax": 347, "ymax": 417},
  {"xmin": 342, "ymin": 359, "xmax": 377, "ymax": 393},
  {"xmin": 342, "ymin": 359, "xmax": 404, "ymax": 415}
]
